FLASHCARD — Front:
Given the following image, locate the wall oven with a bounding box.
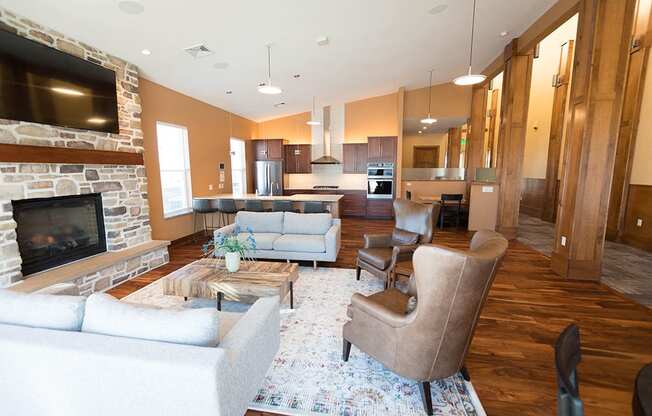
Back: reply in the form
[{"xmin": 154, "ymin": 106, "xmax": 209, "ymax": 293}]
[{"xmin": 367, "ymin": 163, "xmax": 394, "ymax": 199}]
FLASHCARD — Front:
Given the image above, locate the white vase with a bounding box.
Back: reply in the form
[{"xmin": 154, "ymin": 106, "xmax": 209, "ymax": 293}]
[{"xmin": 224, "ymin": 252, "xmax": 241, "ymax": 272}]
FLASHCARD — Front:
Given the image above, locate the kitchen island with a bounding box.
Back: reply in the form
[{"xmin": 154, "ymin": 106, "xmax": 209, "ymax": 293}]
[{"xmin": 195, "ymin": 193, "xmax": 343, "ymax": 218}]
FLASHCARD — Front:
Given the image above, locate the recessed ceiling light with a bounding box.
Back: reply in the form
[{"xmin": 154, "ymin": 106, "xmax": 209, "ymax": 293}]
[
  {"xmin": 141, "ymin": 49, "xmax": 151, "ymax": 56},
  {"xmin": 423, "ymin": 126, "xmax": 428, "ymax": 130},
  {"xmin": 418, "ymin": 130, "xmax": 423, "ymax": 134},
  {"xmin": 316, "ymin": 36, "xmax": 329, "ymax": 46},
  {"xmin": 293, "ymin": 74, "xmax": 301, "ymax": 78},
  {"xmin": 500, "ymin": 31, "xmax": 509, "ymax": 37},
  {"xmin": 274, "ymin": 102, "xmax": 286, "ymax": 107},
  {"xmin": 213, "ymin": 62, "xmax": 229, "ymax": 70},
  {"xmin": 428, "ymin": 4, "xmax": 448, "ymax": 15},
  {"xmin": 117, "ymin": 0, "xmax": 144, "ymax": 15},
  {"xmin": 225, "ymin": 90, "xmax": 233, "ymax": 95}
]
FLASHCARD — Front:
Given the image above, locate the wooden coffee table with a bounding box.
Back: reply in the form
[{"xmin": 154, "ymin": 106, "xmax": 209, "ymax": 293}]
[{"xmin": 162, "ymin": 258, "xmax": 299, "ymax": 310}]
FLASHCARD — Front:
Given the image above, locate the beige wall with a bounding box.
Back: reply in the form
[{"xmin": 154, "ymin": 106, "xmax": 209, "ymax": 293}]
[
  {"xmin": 345, "ymin": 93, "xmax": 399, "ymax": 142},
  {"xmin": 523, "ymin": 15, "xmax": 578, "ymax": 178},
  {"xmin": 258, "ymin": 111, "xmax": 311, "ymax": 144},
  {"xmin": 402, "ymin": 133, "xmax": 448, "ymax": 168},
  {"xmin": 139, "ymin": 78, "xmax": 257, "ymax": 241},
  {"xmin": 403, "ymin": 83, "xmax": 471, "ymax": 120},
  {"xmin": 632, "ymin": 54, "xmax": 652, "ymax": 185}
]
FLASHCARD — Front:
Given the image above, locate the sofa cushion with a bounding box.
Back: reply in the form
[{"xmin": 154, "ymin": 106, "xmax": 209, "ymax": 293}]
[
  {"xmin": 0, "ymin": 289, "xmax": 86, "ymax": 331},
  {"xmin": 357, "ymin": 247, "xmax": 393, "ymax": 270},
  {"xmin": 239, "ymin": 232, "xmax": 280, "ymax": 250},
  {"xmin": 283, "ymin": 212, "xmax": 332, "ymax": 235},
  {"xmin": 82, "ymin": 293, "xmax": 219, "ymax": 347},
  {"xmin": 236, "ymin": 211, "xmax": 284, "ymax": 234},
  {"xmin": 273, "ymin": 234, "xmax": 326, "ymax": 253}
]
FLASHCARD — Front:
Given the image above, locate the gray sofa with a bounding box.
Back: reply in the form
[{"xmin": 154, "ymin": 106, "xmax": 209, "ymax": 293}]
[{"xmin": 215, "ymin": 211, "xmax": 341, "ymax": 267}]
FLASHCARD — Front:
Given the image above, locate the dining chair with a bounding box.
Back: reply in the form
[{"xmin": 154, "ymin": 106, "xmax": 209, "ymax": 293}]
[
  {"xmin": 555, "ymin": 324, "xmax": 584, "ymax": 416},
  {"xmin": 438, "ymin": 193, "xmax": 464, "ymax": 229}
]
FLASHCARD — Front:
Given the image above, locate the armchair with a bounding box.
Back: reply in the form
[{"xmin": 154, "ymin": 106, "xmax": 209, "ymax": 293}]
[
  {"xmin": 356, "ymin": 199, "xmax": 437, "ymax": 287},
  {"xmin": 343, "ymin": 230, "xmax": 508, "ymax": 415}
]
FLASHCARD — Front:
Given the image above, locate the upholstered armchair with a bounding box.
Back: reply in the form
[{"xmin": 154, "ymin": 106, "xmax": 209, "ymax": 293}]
[
  {"xmin": 356, "ymin": 199, "xmax": 437, "ymax": 287},
  {"xmin": 343, "ymin": 230, "xmax": 508, "ymax": 415}
]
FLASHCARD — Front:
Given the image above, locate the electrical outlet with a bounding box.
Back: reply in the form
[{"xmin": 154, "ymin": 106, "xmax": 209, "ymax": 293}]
[
  {"xmin": 561, "ymin": 236, "xmax": 567, "ymax": 247},
  {"xmin": 208, "ymin": 184, "xmax": 213, "ymax": 191},
  {"xmin": 637, "ymin": 218, "xmax": 643, "ymax": 227},
  {"xmin": 218, "ymin": 183, "xmax": 224, "ymax": 189}
]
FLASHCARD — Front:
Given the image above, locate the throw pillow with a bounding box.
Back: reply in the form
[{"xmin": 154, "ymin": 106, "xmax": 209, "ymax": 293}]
[
  {"xmin": 82, "ymin": 293, "xmax": 219, "ymax": 347},
  {"xmin": 0, "ymin": 289, "xmax": 86, "ymax": 331},
  {"xmin": 391, "ymin": 228, "xmax": 419, "ymax": 246}
]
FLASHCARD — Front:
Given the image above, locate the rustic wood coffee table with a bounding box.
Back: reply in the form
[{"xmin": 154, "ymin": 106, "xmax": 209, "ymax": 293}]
[{"xmin": 162, "ymin": 258, "xmax": 299, "ymax": 310}]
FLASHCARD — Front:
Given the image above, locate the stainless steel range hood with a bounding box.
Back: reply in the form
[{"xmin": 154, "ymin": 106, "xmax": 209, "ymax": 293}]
[{"xmin": 311, "ymin": 105, "xmax": 340, "ymax": 165}]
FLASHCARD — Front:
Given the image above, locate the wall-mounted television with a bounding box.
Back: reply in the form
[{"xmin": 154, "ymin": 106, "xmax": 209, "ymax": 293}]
[{"xmin": 0, "ymin": 29, "xmax": 119, "ymax": 134}]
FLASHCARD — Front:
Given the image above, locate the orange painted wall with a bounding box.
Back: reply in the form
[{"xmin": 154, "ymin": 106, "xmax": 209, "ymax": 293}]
[
  {"xmin": 139, "ymin": 78, "xmax": 257, "ymax": 241},
  {"xmin": 403, "ymin": 82, "xmax": 471, "ymax": 120},
  {"xmin": 258, "ymin": 112, "xmax": 312, "ymax": 144},
  {"xmin": 345, "ymin": 93, "xmax": 399, "ymax": 142}
]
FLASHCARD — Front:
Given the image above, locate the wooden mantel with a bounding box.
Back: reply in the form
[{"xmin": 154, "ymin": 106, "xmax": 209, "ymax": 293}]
[{"xmin": 0, "ymin": 143, "xmax": 144, "ymax": 165}]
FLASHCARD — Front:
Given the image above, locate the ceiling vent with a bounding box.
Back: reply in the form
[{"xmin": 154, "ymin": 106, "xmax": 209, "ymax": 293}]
[{"xmin": 184, "ymin": 44, "xmax": 214, "ymax": 59}]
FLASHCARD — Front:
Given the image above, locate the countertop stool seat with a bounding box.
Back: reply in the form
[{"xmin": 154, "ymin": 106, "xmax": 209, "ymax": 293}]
[
  {"xmin": 272, "ymin": 200, "xmax": 299, "ymax": 213},
  {"xmin": 303, "ymin": 201, "xmax": 329, "ymax": 214},
  {"xmin": 217, "ymin": 199, "xmax": 240, "ymax": 227},
  {"xmin": 192, "ymin": 199, "xmax": 219, "ymax": 242},
  {"xmin": 245, "ymin": 199, "xmax": 271, "ymax": 213}
]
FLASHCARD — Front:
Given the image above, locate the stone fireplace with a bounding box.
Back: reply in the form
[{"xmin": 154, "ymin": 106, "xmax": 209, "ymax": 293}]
[{"xmin": 0, "ymin": 8, "xmax": 169, "ymax": 294}]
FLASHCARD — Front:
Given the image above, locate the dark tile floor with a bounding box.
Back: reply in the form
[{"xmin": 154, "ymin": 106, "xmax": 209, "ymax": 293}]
[{"xmin": 518, "ymin": 214, "xmax": 652, "ymax": 308}]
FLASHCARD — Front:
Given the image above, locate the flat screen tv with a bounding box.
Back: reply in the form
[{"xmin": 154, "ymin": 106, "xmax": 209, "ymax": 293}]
[{"xmin": 0, "ymin": 29, "xmax": 119, "ymax": 134}]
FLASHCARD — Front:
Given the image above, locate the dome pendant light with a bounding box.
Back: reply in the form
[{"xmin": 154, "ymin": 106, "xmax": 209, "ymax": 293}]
[
  {"xmin": 306, "ymin": 96, "xmax": 321, "ymax": 125},
  {"xmin": 421, "ymin": 70, "xmax": 438, "ymax": 125},
  {"xmin": 258, "ymin": 45, "xmax": 282, "ymax": 95},
  {"xmin": 454, "ymin": 0, "xmax": 486, "ymax": 86}
]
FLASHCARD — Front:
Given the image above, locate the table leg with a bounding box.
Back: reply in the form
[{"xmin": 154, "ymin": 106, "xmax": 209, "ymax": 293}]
[
  {"xmin": 217, "ymin": 292, "xmax": 222, "ymax": 311},
  {"xmin": 184, "ymin": 297, "xmax": 188, "ymax": 301},
  {"xmin": 290, "ymin": 281, "xmax": 294, "ymax": 309}
]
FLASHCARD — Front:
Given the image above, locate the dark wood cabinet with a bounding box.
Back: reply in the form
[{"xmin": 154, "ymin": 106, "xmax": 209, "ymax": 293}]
[
  {"xmin": 366, "ymin": 199, "xmax": 394, "ymax": 218},
  {"xmin": 284, "ymin": 144, "xmax": 312, "ymax": 174},
  {"xmin": 253, "ymin": 139, "xmax": 284, "ymax": 161},
  {"xmin": 342, "ymin": 143, "xmax": 368, "ymax": 173},
  {"xmin": 367, "ymin": 136, "xmax": 397, "ymax": 163},
  {"xmin": 283, "ymin": 189, "xmax": 367, "ymax": 217}
]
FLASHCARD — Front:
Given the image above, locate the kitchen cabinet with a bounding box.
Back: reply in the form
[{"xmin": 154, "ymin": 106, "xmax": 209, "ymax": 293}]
[
  {"xmin": 367, "ymin": 136, "xmax": 397, "ymax": 163},
  {"xmin": 253, "ymin": 139, "xmax": 284, "ymax": 161},
  {"xmin": 284, "ymin": 144, "xmax": 312, "ymax": 174},
  {"xmin": 342, "ymin": 143, "xmax": 368, "ymax": 174},
  {"xmin": 283, "ymin": 189, "xmax": 367, "ymax": 217},
  {"xmin": 366, "ymin": 199, "xmax": 394, "ymax": 218}
]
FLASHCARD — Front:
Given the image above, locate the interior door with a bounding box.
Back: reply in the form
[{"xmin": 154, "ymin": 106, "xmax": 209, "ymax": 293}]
[{"xmin": 413, "ymin": 146, "xmax": 439, "ymax": 168}]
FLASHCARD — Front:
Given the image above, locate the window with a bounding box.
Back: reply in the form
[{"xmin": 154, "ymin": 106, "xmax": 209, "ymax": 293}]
[
  {"xmin": 230, "ymin": 138, "xmax": 247, "ymax": 196},
  {"xmin": 156, "ymin": 122, "xmax": 192, "ymax": 218}
]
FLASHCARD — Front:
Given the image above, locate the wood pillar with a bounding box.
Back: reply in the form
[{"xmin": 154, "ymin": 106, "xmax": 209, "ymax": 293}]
[
  {"xmin": 495, "ymin": 40, "xmax": 534, "ymax": 240},
  {"xmin": 465, "ymin": 84, "xmax": 489, "ymax": 192},
  {"xmin": 446, "ymin": 127, "xmax": 462, "ymax": 168},
  {"xmin": 606, "ymin": 1, "xmax": 652, "ymax": 241},
  {"xmin": 552, "ymin": 0, "xmax": 636, "ymax": 280}
]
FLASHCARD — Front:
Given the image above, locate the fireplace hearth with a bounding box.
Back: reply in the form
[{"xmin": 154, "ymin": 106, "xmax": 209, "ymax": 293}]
[{"xmin": 12, "ymin": 193, "xmax": 107, "ymax": 277}]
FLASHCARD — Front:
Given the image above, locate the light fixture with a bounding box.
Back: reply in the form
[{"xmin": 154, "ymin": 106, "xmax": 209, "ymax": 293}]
[
  {"xmin": 454, "ymin": 0, "xmax": 487, "ymax": 86},
  {"xmin": 87, "ymin": 117, "xmax": 107, "ymax": 124},
  {"xmin": 307, "ymin": 96, "xmax": 321, "ymax": 126},
  {"xmin": 257, "ymin": 45, "xmax": 282, "ymax": 95},
  {"xmin": 418, "ymin": 130, "xmax": 423, "ymax": 134},
  {"xmin": 141, "ymin": 49, "xmax": 151, "ymax": 56},
  {"xmin": 225, "ymin": 90, "xmax": 233, "ymax": 95},
  {"xmin": 117, "ymin": 1, "xmax": 144, "ymax": 15},
  {"xmin": 500, "ymin": 31, "xmax": 509, "ymax": 37},
  {"xmin": 51, "ymin": 87, "xmax": 84, "ymax": 96},
  {"xmin": 420, "ymin": 70, "xmax": 438, "ymax": 125}
]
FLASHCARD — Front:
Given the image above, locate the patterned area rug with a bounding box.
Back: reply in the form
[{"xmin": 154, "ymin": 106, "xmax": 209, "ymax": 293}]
[{"xmin": 123, "ymin": 267, "xmax": 485, "ymax": 416}]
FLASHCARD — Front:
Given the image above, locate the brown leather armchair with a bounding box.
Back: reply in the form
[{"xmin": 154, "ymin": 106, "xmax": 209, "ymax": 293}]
[
  {"xmin": 343, "ymin": 230, "xmax": 508, "ymax": 415},
  {"xmin": 356, "ymin": 199, "xmax": 437, "ymax": 287}
]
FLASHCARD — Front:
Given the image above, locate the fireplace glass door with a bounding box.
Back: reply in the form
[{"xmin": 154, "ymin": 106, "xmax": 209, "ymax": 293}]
[{"xmin": 12, "ymin": 193, "xmax": 106, "ymax": 276}]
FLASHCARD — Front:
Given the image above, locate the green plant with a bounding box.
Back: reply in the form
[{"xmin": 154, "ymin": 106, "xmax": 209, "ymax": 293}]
[{"xmin": 202, "ymin": 225, "xmax": 256, "ymax": 258}]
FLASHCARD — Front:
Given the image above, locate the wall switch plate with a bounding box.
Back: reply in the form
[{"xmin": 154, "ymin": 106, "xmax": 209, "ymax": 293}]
[
  {"xmin": 561, "ymin": 236, "xmax": 567, "ymax": 247},
  {"xmin": 482, "ymin": 186, "xmax": 494, "ymax": 193},
  {"xmin": 208, "ymin": 184, "xmax": 213, "ymax": 191},
  {"xmin": 218, "ymin": 183, "xmax": 224, "ymax": 189},
  {"xmin": 637, "ymin": 218, "xmax": 643, "ymax": 227}
]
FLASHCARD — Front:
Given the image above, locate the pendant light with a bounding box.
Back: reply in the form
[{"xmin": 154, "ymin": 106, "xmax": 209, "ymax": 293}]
[
  {"xmin": 306, "ymin": 96, "xmax": 321, "ymax": 125},
  {"xmin": 420, "ymin": 70, "xmax": 437, "ymax": 125},
  {"xmin": 258, "ymin": 45, "xmax": 282, "ymax": 95},
  {"xmin": 454, "ymin": 0, "xmax": 487, "ymax": 86}
]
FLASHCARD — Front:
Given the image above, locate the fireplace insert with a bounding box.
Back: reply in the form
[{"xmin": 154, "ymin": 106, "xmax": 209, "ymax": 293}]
[{"xmin": 12, "ymin": 193, "xmax": 106, "ymax": 277}]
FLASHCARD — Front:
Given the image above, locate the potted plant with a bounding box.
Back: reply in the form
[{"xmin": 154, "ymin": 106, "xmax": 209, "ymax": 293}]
[{"xmin": 202, "ymin": 225, "xmax": 256, "ymax": 272}]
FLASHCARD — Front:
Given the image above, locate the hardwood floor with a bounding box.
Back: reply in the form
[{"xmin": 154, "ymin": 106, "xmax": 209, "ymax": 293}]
[{"xmin": 108, "ymin": 219, "xmax": 652, "ymax": 416}]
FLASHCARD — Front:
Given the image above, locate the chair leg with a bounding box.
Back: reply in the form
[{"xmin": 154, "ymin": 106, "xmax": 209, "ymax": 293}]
[
  {"xmin": 418, "ymin": 381, "xmax": 433, "ymax": 416},
  {"xmin": 342, "ymin": 339, "xmax": 352, "ymax": 362},
  {"xmin": 202, "ymin": 214, "xmax": 207, "ymax": 238},
  {"xmin": 461, "ymin": 365, "xmax": 471, "ymax": 381},
  {"xmin": 355, "ymin": 266, "xmax": 361, "ymax": 281},
  {"xmin": 439, "ymin": 209, "xmax": 444, "ymax": 229},
  {"xmin": 192, "ymin": 212, "xmax": 198, "ymax": 242}
]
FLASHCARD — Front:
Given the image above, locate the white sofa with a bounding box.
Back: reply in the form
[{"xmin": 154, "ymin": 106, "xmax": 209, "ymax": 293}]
[
  {"xmin": 215, "ymin": 211, "xmax": 341, "ymax": 266},
  {"xmin": 0, "ymin": 290, "xmax": 280, "ymax": 416}
]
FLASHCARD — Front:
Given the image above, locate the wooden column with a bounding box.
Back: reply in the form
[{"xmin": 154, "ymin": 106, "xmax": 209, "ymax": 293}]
[
  {"xmin": 552, "ymin": 0, "xmax": 636, "ymax": 280},
  {"xmin": 446, "ymin": 127, "xmax": 462, "ymax": 168},
  {"xmin": 495, "ymin": 40, "xmax": 534, "ymax": 240},
  {"xmin": 465, "ymin": 84, "xmax": 489, "ymax": 191}
]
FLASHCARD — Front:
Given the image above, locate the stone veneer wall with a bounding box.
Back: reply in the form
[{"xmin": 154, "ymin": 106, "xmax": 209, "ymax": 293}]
[{"xmin": 0, "ymin": 8, "xmax": 167, "ymax": 289}]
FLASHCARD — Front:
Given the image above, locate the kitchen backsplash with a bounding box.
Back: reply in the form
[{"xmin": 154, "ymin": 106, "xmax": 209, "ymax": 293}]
[{"xmin": 286, "ymin": 164, "xmax": 366, "ymax": 190}]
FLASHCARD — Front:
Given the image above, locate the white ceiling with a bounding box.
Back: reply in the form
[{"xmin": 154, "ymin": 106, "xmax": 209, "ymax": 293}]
[{"xmin": 0, "ymin": 0, "xmax": 557, "ymax": 122}]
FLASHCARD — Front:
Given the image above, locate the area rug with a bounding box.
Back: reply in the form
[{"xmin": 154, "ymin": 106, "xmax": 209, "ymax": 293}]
[{"xmin": 123, "ymin": 267, "xmax": 485, "ymax": 416}]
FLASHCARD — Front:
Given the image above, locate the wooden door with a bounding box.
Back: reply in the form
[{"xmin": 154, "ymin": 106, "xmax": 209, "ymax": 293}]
[
  {"xmin": 413, "ymin": 146, "xmax": 439, "ymax": 168},
  {"xmin": 355, "ymin": 143, "xmax": 368, "ymax": 173},
  {"xmin": 266, "ymin": 139, "xmax": 283, "ymax": 160},
  {"xmin": 254, "ymin": 140, "xmax": 268, "ymax": 160},
  {"xmin": 542, "ymin": 40, "xmax": 575, "ymax": 223}
]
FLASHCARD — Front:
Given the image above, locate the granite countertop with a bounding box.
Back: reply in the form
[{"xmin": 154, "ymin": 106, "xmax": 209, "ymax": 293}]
[{"xmin": 198, "ymin": 193, "xmax": 344, "ymax": 202}]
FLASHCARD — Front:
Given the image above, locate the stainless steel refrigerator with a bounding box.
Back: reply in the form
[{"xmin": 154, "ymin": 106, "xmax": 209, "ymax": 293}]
[{"xmin": 255, "ymin": 160, "xmax": 283, "ymax": 196}]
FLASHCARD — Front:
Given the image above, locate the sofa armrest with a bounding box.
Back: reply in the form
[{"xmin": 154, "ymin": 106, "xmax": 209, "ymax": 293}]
[
  {"xmin": 214, "ymin": 223, "xmax": 236, "ymax": 238},
  {"xmin": 325, "ymin": 220, "xmax": 341, "ymax": 260},
  {"xmin": 350, "ymin": 293, "xmax": 409, "ymax": 328},
  {"xmin": 363, "ymin": 233, "xmax": 392, "ymax": 248}
]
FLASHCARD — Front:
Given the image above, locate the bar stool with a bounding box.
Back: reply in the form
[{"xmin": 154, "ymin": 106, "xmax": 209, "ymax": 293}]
[
  {"xmin": 244, "ymin": 200, "xmax": 270, "ymax": 212},
  {"xmin": 217, "ymin": 199, "xmax": 240, "ymax": 226},
  {"xmin": 192, "ymin": 199, "xmax": 219, "ymax": 241},
  {"xmin": 438, "ymin": 194, "xmax": 464, "ymax": 229},
  {"xmin": 272, "ymin": 200, "xmax": 299, "ymax": 213},
  {"xmin": 304, "ymin": 201, "xmax": 329, "ymax": 214}
]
